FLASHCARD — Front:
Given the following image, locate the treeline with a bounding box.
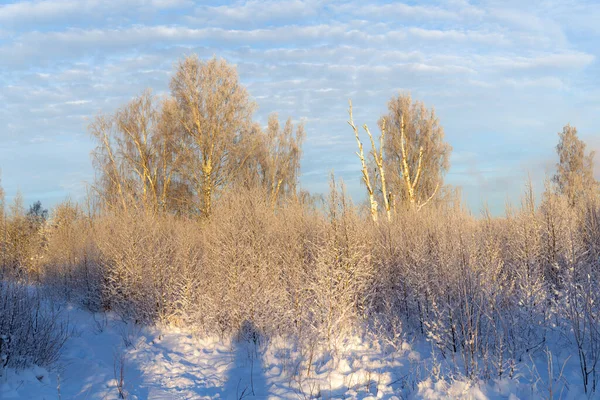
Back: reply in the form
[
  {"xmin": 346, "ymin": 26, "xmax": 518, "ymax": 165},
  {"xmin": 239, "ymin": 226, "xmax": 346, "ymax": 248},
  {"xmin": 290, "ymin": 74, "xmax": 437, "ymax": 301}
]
[{"xmin": 1, "ymin": 54, "xmax": 600, "ymax": 394}]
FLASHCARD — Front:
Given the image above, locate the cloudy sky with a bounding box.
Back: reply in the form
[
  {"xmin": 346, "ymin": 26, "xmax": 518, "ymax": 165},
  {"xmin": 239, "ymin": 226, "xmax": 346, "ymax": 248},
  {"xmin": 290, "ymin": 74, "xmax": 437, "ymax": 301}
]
[{"xmin": 1, "ymin": 0, "xmax": 599, "ymax": 214}]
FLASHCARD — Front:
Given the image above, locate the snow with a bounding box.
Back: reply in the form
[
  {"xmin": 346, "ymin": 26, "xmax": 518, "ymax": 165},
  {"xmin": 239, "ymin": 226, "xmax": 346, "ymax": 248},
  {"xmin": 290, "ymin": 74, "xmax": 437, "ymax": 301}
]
[
  {"xmin": 0, "ymin": 303, "xmax": 593, "ymax": 399},
  {"xmin": 1, "ymin": 305, "xmax": 406, "ymax": 399}
]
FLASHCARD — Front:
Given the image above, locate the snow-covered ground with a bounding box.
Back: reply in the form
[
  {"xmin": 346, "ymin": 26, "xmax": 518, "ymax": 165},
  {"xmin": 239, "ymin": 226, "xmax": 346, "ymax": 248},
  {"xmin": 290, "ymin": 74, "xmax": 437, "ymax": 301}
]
[{"xmin": 0, "ymin": 304, "xmax": 590, "ymax": 399}]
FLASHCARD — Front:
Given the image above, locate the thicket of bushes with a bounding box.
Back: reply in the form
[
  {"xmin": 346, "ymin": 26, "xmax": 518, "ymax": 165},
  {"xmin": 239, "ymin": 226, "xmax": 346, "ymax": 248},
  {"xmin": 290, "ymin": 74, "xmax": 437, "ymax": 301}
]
[{"xmin": 2, "ymin": 180, "xmax": 600, "ymax": 392}]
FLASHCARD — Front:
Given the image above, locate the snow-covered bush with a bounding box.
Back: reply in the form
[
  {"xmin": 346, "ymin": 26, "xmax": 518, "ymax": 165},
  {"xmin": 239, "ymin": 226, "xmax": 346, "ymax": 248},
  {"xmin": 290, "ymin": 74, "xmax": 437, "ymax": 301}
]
[{"xmin": 0, "ymin": 281, "xmax": 69, "ymax": 373}]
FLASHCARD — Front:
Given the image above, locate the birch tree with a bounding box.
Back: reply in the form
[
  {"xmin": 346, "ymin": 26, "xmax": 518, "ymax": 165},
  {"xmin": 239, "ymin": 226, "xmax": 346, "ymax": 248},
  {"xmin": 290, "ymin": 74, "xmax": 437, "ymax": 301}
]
[
  {"xmin": 257, "ymin": 114, "xmax": 305, "ymax": 207},
  {"xmin": 90, "ymin": 91, "xmax": 189, "ymax": 214},
  {"xmin": 154, "ymin": 97, "xmax": 188, "ymax": 214},
  {"xmin": 381, "ymin": 93, "xmax": 451, "ymax": 210},
  {"xmin": 348, "ymin": 100, "xmax": 382, "ymax": 222},
  {"xmin": 113, "ymin": 90, "xmax": 160, "ymax": 211},
  {"xmin": 553, "ymin": 124, "xmax": 598, "ymax": 207},
  {"xmin": 90, "ymin": 90, "xmax": 161, "ymax": 213},
  {"xmin": 170, "ymin": 56, "xmax": 255, "ymax": 218}
]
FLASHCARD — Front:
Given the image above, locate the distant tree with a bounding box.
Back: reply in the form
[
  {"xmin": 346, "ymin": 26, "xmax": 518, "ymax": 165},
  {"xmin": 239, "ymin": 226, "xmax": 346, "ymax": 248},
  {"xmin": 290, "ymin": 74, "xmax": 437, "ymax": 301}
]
[
  {"xmin": 0, "ymin": 174, "xmax": 4, "ymax": 216},
  {"xmin": 553, "ymin": 124, "xmax": 598, "ymax": 207},
  {"xmin": 380, "ymin": 93, "xmax": 451, "ymax": 210},
  {"xmin": 9, "ymin": 191, "xmax": 25, "ymax": 219},
  {"xmin": 169, "ymin": 55, "xmax": 256, "ymax": 218},
  {"xmin": 255, "ymin": 114, "xmax": 305, "ymax": 206},
  {"xmin": 0, "ymin": 176, "xmax": 4, "ymax": 270},
  {"xmin": 27, "ymin": 200, "xmax": 48, "ymax": 225},
  {"xmin": 4, "ymin": 192, "xmax": 28, "ymax": 272}
]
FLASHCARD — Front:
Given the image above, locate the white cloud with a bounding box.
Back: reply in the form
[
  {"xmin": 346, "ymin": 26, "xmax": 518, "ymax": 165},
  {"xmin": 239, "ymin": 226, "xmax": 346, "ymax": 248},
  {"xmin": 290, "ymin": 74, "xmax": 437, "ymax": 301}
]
[
  {"xmin": 0, "ymin": 0, "xmax": 85, "ymax": 22},
  {"xmin": 407, "ymin": 27, "xmax": 509, "ymax": 45},
  {"xmin": 334, "ymin": 2, "xmax": 460, "ymax": 21},
  {"xmin": 481, "ymin": 52, "xmax": 595, "ymax": 70},
  {"xmin": 64, "ymin": 100, "xmax": 91, "ymax": 105},
  {"xmin": 0, "ymin": 0, "xmax": 192, "ymax": 28},
  {"xmin": 190, "ymin": 0, "xmax": 322, "ymax": 27}
]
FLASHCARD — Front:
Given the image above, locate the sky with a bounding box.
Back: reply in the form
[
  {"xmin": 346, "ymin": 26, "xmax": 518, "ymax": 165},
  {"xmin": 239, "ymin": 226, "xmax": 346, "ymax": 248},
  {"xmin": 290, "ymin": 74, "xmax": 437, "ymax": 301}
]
[{"xmin": 0, "ymin": 0, "xmax": 599, "ymax": 215}]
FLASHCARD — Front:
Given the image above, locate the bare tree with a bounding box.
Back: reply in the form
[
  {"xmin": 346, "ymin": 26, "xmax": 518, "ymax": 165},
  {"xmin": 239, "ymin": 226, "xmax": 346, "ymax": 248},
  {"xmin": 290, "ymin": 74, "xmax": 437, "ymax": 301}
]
[
  {"xmin": 170, "ymin": 55, "xmax": 256, "ymax": 218},
  {"xmin": 380, "ymin": 93, "xmax": 451, "ymax": 210},
  {"xmin": 90, "ymin": 91, "xmax": 189, "ymax": 215},
  {"xmin": 0, "ymin": 176, "xmax": 5, "ymax": 272},
  {"xmin": 5, "ymin": 192, "xmax": 31, "ymax": 276},
  {"xmin": 113, "ymin": 90, "xmax": 160, "ymax": 212},
  {"xmin": 553, "ymin": 124, "xmax": 598, "ymax": 207},
  {"xmin": 154, "ymin": 97, "xmax": 188, "ymax": 214},
  {"xmin": 90, "ymin": 90, "xmax": 159, "ymax": 213},
  {"xmin": 89, "ymin": 113, "xmax": 132, "ymax": 213},
  {"xmin": 348, "ymin": 100, "xmax": 380, "ymax": 222},
  {"xmin": 257, "ymin": 114, "xmax": 305, "ymax": 207}
]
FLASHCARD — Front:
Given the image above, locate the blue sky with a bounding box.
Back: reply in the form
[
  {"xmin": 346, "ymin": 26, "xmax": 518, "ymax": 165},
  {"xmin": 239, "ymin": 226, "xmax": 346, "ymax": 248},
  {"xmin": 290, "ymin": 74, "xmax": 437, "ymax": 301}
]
[{"xmin": 1, "ymin": 0, "xmax": 599, "ymax": 215}]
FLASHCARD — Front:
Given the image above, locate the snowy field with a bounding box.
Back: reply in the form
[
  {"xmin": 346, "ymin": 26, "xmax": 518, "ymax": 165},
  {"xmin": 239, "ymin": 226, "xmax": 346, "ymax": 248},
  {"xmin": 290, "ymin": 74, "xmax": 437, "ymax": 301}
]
[{"xmin": 0, "ymin": 302, "xmax": 590, "ymax": 399}]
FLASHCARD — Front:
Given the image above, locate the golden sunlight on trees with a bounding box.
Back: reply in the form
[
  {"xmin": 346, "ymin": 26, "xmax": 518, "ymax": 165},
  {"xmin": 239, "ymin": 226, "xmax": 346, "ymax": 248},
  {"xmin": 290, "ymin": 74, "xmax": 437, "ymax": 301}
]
[
  {"xmin": 170, "ymin": 56, "xmax": 256, "ymax": 218},
  {"xmin": 381, "ymin": 93, "xmax": 451, "ymax": 210},
  {"xmin": 256, "ymin": 114, "xmax": 305, "ymax": 207},
  {"xmin": 350, "ymin": 93, "xmax": 451, "ymax": 222},
  {"xmin": 89, "ymin": 55, "xmax": 304, "ymax": 217},
  {"xmin": 90, "ymin": 90, "xmax": 160, "ymax": 213},
  {"xmin": 90, "ymin": 91, "xmax": 187, "ymax": 214},
  {"xmin": 553, "ymin": 124, "xmax": 598, "ymax": 207},
  {"xmin": 231, "ymin": 114, "xmax": 305, "ymax": 208},
  {"xmin": 348, "ymin": 100, "xmax": 385, "ymax": 222}
]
